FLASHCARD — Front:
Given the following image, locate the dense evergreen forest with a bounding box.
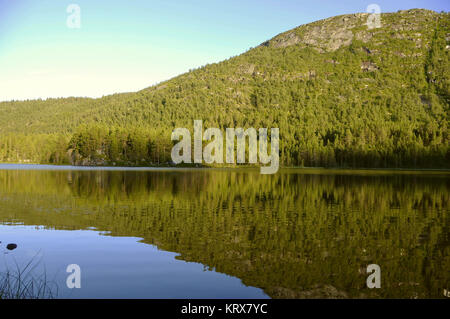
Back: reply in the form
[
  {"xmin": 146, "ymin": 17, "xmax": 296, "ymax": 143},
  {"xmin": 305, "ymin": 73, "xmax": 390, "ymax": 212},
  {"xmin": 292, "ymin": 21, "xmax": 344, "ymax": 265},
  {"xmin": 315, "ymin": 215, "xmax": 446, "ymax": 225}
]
[{"xmin": 0, "ymin": 9, "xmax": 449, "ymax": 168}]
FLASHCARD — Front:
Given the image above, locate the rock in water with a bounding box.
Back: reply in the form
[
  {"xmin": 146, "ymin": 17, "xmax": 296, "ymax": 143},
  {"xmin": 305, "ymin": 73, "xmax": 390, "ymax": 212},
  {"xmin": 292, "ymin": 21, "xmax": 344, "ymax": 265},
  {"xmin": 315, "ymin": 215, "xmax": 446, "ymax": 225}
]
[{"xmin": 6, "ymin": 243, "xmax": 17, "ymax": 250}]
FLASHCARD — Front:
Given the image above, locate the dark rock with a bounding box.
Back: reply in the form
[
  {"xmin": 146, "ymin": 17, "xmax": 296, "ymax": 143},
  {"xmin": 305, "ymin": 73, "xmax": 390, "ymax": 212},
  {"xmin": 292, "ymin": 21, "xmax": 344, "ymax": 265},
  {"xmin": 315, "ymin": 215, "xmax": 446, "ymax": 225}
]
[{"xmin": 6, "ymin": 243, "xmax": 17, "ymax": 250}]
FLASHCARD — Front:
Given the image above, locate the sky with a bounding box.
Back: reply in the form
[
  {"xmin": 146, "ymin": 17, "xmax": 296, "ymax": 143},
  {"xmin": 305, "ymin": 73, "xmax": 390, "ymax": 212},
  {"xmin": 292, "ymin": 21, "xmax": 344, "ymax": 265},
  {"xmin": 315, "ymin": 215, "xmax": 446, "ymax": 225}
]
[{"xmin": 0, "ymin": 0, "xmax": 448, "ymax": 101}]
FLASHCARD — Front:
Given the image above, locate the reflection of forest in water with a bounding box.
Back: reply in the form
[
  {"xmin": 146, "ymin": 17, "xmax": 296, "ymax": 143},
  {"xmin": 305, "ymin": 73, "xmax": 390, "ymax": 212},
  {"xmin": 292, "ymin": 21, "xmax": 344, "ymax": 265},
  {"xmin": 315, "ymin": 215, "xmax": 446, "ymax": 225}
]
[{"xmin": 0, "ymin": 168, "xmax": 448, "ymax": 298}]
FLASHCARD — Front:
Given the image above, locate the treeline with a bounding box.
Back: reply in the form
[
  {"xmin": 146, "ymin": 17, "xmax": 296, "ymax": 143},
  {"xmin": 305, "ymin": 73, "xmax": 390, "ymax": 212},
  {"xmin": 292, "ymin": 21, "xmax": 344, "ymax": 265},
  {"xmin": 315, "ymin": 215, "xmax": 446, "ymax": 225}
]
[
  {"xmin": 64, "ymin": 120, "xmax": 448, "ymax": 168},
  {"xmin": 68, "ymin": 125, "xmax": 173, "ymax": 166},
  {"xmin": 0, "ymin": 133, "xmax": 69, "ymax": 164},
  {"xmin": 2, "ymin": 120, "xmax": 444, "ymax": 168}
]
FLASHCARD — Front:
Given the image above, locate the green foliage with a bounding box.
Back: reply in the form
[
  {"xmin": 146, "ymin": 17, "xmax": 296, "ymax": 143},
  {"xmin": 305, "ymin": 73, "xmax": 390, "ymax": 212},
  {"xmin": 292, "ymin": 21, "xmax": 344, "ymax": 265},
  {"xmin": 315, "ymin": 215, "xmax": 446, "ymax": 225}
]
[
  {"xmin": 68, "ymin": 124, "xmax": 172, "ymax": 165},
  {"xmin": 0, "ymin": 9, "xmax": 449, "ymax": 168}
]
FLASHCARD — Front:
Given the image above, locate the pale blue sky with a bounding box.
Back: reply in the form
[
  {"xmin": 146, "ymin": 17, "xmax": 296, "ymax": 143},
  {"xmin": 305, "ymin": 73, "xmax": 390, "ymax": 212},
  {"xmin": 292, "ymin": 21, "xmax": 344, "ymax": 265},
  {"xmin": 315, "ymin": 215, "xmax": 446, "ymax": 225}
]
[{"xmin": 0, "ymin": 0, "xmax": 448, "ymax": 101}]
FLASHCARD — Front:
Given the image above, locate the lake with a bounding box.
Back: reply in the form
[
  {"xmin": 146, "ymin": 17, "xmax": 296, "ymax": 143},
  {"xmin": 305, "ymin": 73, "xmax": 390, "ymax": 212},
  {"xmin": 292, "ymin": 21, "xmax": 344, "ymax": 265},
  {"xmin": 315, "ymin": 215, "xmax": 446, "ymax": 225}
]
[{"xmin": 0, "ymin": 164, "xmax": 448, "ymax": 298}]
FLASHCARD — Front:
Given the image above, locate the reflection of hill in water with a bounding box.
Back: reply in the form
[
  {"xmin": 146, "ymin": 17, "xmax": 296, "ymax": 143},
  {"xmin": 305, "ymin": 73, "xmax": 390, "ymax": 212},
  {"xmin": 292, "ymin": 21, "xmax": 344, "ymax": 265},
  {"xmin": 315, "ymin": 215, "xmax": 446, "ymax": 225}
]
[{"xmin": 0, "ymin": 169, "xmax": 448, "ymax": 298}]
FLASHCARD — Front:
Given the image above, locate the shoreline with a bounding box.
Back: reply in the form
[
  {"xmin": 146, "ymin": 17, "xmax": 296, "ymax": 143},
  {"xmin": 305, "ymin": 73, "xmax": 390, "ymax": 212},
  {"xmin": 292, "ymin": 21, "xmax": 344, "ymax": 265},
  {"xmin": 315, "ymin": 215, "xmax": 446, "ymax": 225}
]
[{"xmin": 0, "ymin": 163, "xmax": 449, "ymax": 174}]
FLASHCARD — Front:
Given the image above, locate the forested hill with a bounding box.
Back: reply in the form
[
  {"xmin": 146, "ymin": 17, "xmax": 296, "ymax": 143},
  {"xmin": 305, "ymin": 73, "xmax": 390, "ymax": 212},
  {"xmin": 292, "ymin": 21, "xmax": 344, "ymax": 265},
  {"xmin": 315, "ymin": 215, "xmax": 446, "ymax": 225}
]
[{"xmin": 0, "ymin": 9, "xmax": 449, "ymax": 168}]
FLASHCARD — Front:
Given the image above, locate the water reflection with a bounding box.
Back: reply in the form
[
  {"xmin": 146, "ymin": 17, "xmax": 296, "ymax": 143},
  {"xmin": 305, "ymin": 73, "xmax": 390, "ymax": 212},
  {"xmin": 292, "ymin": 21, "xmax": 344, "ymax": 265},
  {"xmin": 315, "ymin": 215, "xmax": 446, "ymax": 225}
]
[{"xmin": 0, "ymin": 167, "xmax": 448, "ymax": 298}]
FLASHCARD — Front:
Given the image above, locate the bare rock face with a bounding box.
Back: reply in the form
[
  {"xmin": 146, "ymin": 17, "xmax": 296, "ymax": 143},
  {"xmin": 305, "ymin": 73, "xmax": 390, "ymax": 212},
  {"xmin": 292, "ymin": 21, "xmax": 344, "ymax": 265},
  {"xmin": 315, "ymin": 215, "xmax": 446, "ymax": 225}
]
[
  {"xmin": 361, "ymin": 61, "xmax": 379, "ymax": 72},
  {"xmin": 261, "ymin": 13, "xmax": 363, "ymax": 52},
  {"xmin": 325, "ymin": 29, "xmax": 354, "ymax": 51},
  {"xmin": 260, "ymin": 9, "xmax": 441, "ymax": 53},
  {"xmin": 262, "ymin": 32, "xmax": 302, "ymax": 48}
]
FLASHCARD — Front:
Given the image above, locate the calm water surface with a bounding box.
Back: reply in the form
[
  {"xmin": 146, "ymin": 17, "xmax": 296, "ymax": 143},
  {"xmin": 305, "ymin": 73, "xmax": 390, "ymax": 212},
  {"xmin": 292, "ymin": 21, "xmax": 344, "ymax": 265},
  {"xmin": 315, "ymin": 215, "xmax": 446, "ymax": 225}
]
[{"xmin": 0, "ymin": 164, "xmax": 448, "ymax": 298}]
